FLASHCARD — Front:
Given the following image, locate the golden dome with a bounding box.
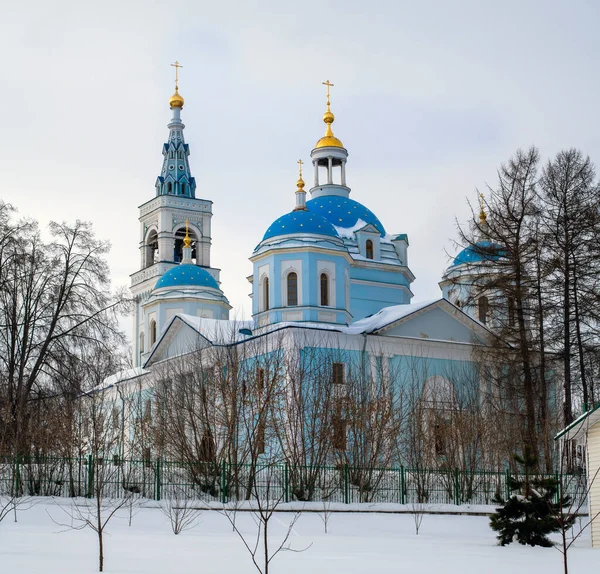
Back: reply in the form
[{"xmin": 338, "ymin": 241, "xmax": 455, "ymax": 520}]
[
  {"xmin": 315, "ymin": 134, "xmax": 344, "ymax": 149},
  {"xmin": 170, "ymin": 88, "xmax": 184, "ymax": 109},
  {"xmin": 315, "ymin": 80, "xmax": 344, "ymax": 149},
  {"xmin": 296, "ymin": 175, "xmax": 305, "ymax": 191}
]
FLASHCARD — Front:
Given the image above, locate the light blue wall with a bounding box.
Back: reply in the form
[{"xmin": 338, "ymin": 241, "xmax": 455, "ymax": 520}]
[{"xmin": 252, "ymin": 249, "xmax": 350, "ymax": 325}]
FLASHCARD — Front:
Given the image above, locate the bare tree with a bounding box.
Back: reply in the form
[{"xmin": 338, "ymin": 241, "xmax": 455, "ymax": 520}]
[
  {"xmin": 221, "ymin": 460, "xmax": 310, "ymax": 574},
  {"xmin": 160, "ymin": 485, "xmax": 203, "ymax": 535},
  {"xmin": 455, "ymin": 147, "xmax": 548, "ymax": 463},
  {"xmin": 539, "ymin": 149, "xmax": 600, "ymax": 424},
  {"xmin": 0, "ymin": 209, "xmax": 128, "ymax": 457},
  {"xmin": 51, "ymin": 355, "xmax": 133, "ymax": 572}
]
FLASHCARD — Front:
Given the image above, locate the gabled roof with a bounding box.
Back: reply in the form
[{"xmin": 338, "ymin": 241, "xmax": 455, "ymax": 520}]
[
  {"xmin": 145, "ymin": 300, "xmax": 498, "ymax": 368},
  {"xmin": 144, "ymin": 315, "xmax": 253, "ymax": 367},
  {"xmin": 354, "ymin": 223, "xmax": 380, "ymax": 235},
  {"xmin": 345, "ymin": 298, "xmax": 497, "ymax": 341},
  {"xmin": 555, "ymin": 403, "xmax": 600, "ymax": 441}
]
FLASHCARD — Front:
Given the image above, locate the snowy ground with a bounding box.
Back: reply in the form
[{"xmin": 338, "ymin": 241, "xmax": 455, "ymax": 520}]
[{"xmin": 0, "ymin": 498, "xmax": 597, "ymax": 573}]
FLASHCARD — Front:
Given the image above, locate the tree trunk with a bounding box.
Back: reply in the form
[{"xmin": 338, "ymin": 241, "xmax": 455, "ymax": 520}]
[{"xmin": 264, "ymin": 518, "xmax": 269, "ymax": 574}]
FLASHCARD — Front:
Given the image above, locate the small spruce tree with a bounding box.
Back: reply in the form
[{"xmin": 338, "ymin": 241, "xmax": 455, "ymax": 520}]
[{"xmin": 489, "ymin": 447, "xmax": 574, "ymax": 547}]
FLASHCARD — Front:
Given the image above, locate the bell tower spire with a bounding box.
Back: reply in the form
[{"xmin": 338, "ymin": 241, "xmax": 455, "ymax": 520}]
[
  {"xmin": 131, "ymin": 63, "xmax": 225, "ymax": 367},
  {"xmin": 155, "ymin": 61, "xmax": 196, "ymax": 198}
]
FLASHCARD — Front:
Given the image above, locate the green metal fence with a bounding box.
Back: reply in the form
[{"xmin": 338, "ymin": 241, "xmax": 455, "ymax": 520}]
[{"xmin": 0, "ymin": 456, "xmax": 588, "ymax": 509}]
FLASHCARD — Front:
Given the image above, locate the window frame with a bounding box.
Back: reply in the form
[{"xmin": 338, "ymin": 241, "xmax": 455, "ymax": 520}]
[{"xmin": 286, "ymin": 271, "xmax": 298, "ymax": 307}]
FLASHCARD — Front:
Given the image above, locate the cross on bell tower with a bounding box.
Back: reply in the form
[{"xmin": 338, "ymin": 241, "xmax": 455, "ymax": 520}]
[{"xmin": 310, "ymin": 80, "xmax": 349, "ymax": 199}]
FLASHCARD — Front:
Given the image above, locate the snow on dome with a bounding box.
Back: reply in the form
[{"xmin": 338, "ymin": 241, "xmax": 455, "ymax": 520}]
[
  {"xmin": 307, "ymin": 195, "xmax": 386, "ymax": 237},
  {"xmin": 262, "ymin": 210, "xmax": 340, "ymax": 241},
  {"xmin": 155, "ymin": 264, "xmax": 219, "ymax": 290}
]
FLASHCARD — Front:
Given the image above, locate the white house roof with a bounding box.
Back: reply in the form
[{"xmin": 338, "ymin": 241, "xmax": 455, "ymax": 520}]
[{"xmin": 555, "ymin": 403, "xmax": 600, "ymax": 441}]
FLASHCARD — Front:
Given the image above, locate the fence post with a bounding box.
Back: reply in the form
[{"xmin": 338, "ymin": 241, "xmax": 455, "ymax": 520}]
[
  {"xmin": 155, "ymin": 458, "xmax": 161, "ymax": 501},
  {"xmin": 505, "ymin": 469, "xmax": 511, "ymax": 501},
  {"xmin": 221, "ymin": 460, "xmax": 227, "ymax": 504},
  {"xmin": 400, "ymin": 465, "xmax": 406, "ymax": 505},
  {"xmin": 454, "ymin": 469, "xmax": 460, "ymax": 505},
  {"xmin": 555, "ymin": 471, "xmax": 560, "ymax": 504},
  {"xmin": 87, "ymin": 455, "xmax": 94, "ymax": 499},
  {"xmin": 284, "ymin": 462, "xmax": 289, "ymax": 503},
  {"xmin": 344, "ymin": 464, "xmax": 350, "ymax": 504}
]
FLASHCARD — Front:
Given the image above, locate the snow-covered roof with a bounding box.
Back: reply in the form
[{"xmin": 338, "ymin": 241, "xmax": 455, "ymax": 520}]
[
  {"xmin": 344, "ymin": 300, "xmax": 439, "ymax": 334},
  {"xmin": 333, "ymin": 218, "xmax": 368, "ymax": 239},
  {"xmin": 91, "ymin": 366, "xmax": 150, "ymax": 394},
  {"xmin": 555, "ymin": 403, "xmax": 600, "ymax": 441},
  {"xmin": 145, "ymin": 298, "xmax": 495, "ymax": 369},
  {"xmin": 173, "ymin": 315, "xmax": 254, "ymax": 344}
]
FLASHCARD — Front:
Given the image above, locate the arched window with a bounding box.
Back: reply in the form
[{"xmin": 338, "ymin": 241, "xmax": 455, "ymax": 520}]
[
  {"xmin": 478, "ymin": 296, "xmax": 489, "ymax": 325},
  {"xmin": 263, "ymin": 277, "xmax": 269, "ymax": 311},
  {"xmin": 366, "ymin": 239, "xmax": 374, "ymax": 260},
  {"xmin": 174, "ymin": 227, "xmax": 197, "ymax": 263},
  {"xmin": 287, "ymin": 272, "xmax": 298, "ymax": 306},
  {"xmin": 181, "ymin": 183, "xmax": 186, "ymax": 195},
  {"xmin": 139, "ymin": 332, "xmax": 145, "ymax": 353},
  {"xmin": 167, "ymin": 182, "xmax": 172, "ymax": 194},
  {"xmin": 145, "ymin": 229, "xmax": 158, "ymax": 268},
  {"xmin": 149, "ymin": 320, "xmax": 157, "ymax": 346},
  {"xmin": 320, "ymin": 273, "xmax": 329, "ymax": 306}
]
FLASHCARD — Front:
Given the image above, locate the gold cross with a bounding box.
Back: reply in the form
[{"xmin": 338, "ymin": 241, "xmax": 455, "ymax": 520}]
[
  {"xmin": 478, "ymin": 193, "xmax": 487, "ymax": 223},
  {"xmin": 297, "ymin": 159, "xmax": 304, "ymax": 178},
  {"xmin": 322, "ymin": 80, "xmax": 334, "ymax": 103},
  {"xmin": 171, "ymin": 61, "xmax": 183, "ymax": 88}
]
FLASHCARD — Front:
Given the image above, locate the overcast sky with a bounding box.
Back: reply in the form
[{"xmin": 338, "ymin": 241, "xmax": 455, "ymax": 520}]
[{"xmin": 2, "ymin": 0, "xmax": 599, "ymax": 337}]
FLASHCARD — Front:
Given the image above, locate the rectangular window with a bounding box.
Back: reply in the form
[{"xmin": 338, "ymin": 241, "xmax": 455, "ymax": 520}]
[{"xmin": 332, "ymin": 362, "xmax": 345, "ymax": 385}]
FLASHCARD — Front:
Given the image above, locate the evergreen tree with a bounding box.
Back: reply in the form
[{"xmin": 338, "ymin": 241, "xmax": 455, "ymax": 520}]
[{"xmin": 489, "ymin": 448, "xmax": 574, "ymax": 547}]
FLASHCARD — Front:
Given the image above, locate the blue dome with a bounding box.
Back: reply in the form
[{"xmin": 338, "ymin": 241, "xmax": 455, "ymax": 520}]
[
  {"xmin": 452, "ymin": 241, "xmax": 505, "ymax": 267},
  {"xmin": 262, "ymin": 210, "xmax": 339, "ymax": 241},
  {"xmin": 306, "ymin": 195, "xmax": 386, "ymax": 236},
  {"xmin": 155, "ymin": 264, "xmax": 220, "ymax": 290}
]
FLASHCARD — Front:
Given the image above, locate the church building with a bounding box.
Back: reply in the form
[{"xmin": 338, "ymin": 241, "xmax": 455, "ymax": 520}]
[{"xmin": 109, "ymin": 68, "xmax": 510, "ymax": 470}]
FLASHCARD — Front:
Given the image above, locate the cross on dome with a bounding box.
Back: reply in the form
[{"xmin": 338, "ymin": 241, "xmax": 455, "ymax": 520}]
[
  {"xmin": 315, "ymin": 79, "xmax": 344, "ymax": 149},
  {"xmin": 322, "ymin": 79, "xmax": 334, "ymax": 104},
  {"xmin": 169, "ymin": 60, "xmax": 184, "ymax": 109}
]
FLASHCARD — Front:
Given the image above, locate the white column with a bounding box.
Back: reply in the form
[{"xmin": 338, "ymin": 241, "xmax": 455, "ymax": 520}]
[
  {"xmin": 341, "ymin": 160, "xmax": 347, "ymax": 186},
  {"xmin": 327, "ymin": 156, "xmax": 333, "ymax": 184},
  {"xmin": 314, "ymin": 160, "xmax": 319, "ymax": 187},
  {"xmin": 158, "ymin": 235, "xmax": 173, "ymax": 262}
]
